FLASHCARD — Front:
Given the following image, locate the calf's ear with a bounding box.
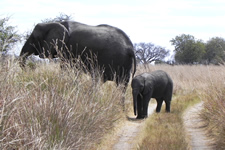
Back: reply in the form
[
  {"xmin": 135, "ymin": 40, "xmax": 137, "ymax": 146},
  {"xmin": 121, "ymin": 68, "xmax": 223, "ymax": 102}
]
[{"xmin": 143, "ymin": 80, "xmax": 152, "ymax": 95}]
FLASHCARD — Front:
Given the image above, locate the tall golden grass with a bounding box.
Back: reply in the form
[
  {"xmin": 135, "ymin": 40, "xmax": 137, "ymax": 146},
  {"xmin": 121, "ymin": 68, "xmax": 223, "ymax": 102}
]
[
  {"xmin": 200, "ymin": 68, "xmax": 225, "ymax": 149},
  {"xmin": 0, "ymin": 58, "xmax": 124, "ymax": 149},
  {"xmin": 1, "ymin": 58, "xmax": 225, "ymax": 149}
]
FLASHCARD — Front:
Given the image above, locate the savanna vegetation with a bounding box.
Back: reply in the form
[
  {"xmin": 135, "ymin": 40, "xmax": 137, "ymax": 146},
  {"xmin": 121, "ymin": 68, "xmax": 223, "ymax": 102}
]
[
  {"xmin": 171, "ymin": 34, "xmax": 225, "ymax": 65},
  {"xmin": 135, "ymin": 65, "xmax": 225, "ymax": 149},
  {"xmin": 0, "ymin": 17, "xmax": 21, "ymax": 54},
  {"xmin": 1, "ymin": 15, "xmax": 225, "ymax": 149},
  {"xmin": 1, "ymin": 59, "xmax": 225, "ymax": 149},
  {"xmin": 0, "ymin": 59, "xmax": 125, "ymax": 149}
]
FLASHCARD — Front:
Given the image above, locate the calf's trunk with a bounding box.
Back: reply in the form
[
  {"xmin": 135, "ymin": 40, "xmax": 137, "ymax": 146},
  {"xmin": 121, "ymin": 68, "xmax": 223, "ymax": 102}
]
[{"xmin": 132, "ymin": 90, "xmax": 138, "ymax": 116}]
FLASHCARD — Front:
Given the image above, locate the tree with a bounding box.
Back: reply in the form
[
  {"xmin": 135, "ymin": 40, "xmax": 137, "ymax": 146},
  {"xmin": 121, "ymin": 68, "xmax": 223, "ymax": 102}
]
[
  {"xmin": 134, "ymin": 42, "xmax": 169, "ymax": 66},
  {"xmin": 41, "ymin": 13, "xmax": 73, "ymax": 23},
  {"xmin": 170, "ymin": 34, "xmax": 205, "ymax": 64},
  {"xmin": 204, "ymin": 37, "xmax": 225, "ymax": 65},
  {"xmin": 0, "ymin": 17, "xmax": 21, "ymax": 54}
]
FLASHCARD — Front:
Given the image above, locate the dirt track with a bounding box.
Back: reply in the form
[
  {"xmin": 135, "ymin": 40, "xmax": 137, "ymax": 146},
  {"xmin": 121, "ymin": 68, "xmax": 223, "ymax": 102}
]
[
  {"xmin": 111, "ymin": 102, "xmax": 213, "ymax": 150},
  {"xmin": 183, "ymin": 102, "xmax": 213, "ymax": 150},
  {"xmin": 113, "ymin": 103, "xmax": 157, "ymax": 150}
]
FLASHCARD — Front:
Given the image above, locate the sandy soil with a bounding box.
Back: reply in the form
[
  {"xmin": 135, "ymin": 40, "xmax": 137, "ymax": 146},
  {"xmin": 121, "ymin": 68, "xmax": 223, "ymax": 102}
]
[
  {"xmin": 109, "ymin": 101, "xmax": 214, "ymax": 150},
  {"xmin": 110, "ymin": 101, "xmax": 214, "ymax": 150},
  {"xmin": 183, "ymin": 102, "xmax": 214, "ymax": 150},
  {"xmin": 112, "ymin": 103, "xmax": 157, "ymax": 150}
]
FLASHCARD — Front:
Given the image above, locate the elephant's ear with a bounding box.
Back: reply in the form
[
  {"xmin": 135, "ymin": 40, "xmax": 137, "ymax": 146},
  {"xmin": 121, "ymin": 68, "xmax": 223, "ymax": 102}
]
[
  {"xmin": 33, "ymin": 22, "xmax": 70, "ymax": 58},
  {"xmin": 33, "ymin": 23, "xmax": 69, "ymax": 43},
  {"xmin": 46, "ymin": 23, "xmax": 69, "ymax": 42},
  {"xmin": 33, "ymin": 23, "xmax": 44, "ymax": 39},
  {"xmin": 143, "ymin": 79, "xmax": 152, "ymax": 95}
]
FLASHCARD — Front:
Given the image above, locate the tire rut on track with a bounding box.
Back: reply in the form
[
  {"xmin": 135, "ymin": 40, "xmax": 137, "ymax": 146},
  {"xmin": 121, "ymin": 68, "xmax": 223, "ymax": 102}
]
[
  {"xmin": 183, "ymin": 102, "xmax": 213, "ymax": 150},
  {"xmin": 112, "ymin": 103, "xmax": 157, "ymax": 150},
  {"xmin": 112, "ymin": 101, "xmax": 214, "ymax": 150}
]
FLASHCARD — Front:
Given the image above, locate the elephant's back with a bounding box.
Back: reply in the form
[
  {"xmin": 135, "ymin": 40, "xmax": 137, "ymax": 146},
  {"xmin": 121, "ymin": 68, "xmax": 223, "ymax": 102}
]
[
  {"xmin": 64, "ymin": 21, "xmax": 135, "ymax": 81},
  {"xmin": 68, "ymin": 22, "xmax": 134, "ymax": 64},
  {"xmin": 144, "ymin": 70, "xmax": 173, "ymax": 89},
  {"xmin": 68, "ymin": 22, "xmax": 132, "ymax": 49}
]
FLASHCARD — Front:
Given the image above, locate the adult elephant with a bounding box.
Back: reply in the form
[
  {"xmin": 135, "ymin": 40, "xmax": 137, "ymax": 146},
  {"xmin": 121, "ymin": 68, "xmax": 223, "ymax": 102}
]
[
  {"xmin": 19, "ymin": 21, "xmax": 136, "ymax": 87},
  {"xmin": 131, "ymin": 70, "xmax": 173, "ymax": 119}
]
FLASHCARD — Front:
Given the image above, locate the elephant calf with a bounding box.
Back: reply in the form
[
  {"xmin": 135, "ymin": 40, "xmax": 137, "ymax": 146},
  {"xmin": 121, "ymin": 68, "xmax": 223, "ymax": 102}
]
[{"xmin": 131, "ymin": 70, "xmax": 173, "ymax": 119}]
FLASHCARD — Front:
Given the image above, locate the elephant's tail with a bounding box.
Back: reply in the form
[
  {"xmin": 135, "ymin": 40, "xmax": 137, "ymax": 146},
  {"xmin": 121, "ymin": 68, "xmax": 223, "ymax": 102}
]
[{"xmin": 131, "ymin": 50, "xmax": 136, "ymax": 78}]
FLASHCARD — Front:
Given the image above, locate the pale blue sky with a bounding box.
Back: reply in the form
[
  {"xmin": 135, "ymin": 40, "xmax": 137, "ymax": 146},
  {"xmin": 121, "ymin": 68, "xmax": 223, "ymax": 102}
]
[{"xmin": 1, "ymin": 0, "xmax": 225, "ymax": 53}]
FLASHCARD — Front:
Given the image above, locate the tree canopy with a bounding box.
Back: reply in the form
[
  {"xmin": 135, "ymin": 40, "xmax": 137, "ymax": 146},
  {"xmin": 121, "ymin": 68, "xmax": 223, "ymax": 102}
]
[
  {"xmin": 170, "ymin": 34, "xmax": 225, "ymax": 65},
  {"xmin": 0, "ymin": 17, "xmax": 21, "ymax": 54},
  {"xmin": 41, "ymin": 13, "xmax": 73, "ymax": 23},
  {"xmin": 170, "ymin": 34, "xmax": 205, "ymax": 64},
  {"xmin": 204, "ymin": 37, "xmax": 225, "ymax": 65},
  {"xmin": 134, "ymin": 42, "xmax": 169, "ymax": 66}
]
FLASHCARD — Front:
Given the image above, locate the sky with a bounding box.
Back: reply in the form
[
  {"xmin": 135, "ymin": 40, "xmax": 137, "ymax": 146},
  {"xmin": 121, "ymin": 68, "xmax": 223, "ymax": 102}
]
[{"xmin": 1, "ymin": 0, "xmax": 225, "ymax": 55}]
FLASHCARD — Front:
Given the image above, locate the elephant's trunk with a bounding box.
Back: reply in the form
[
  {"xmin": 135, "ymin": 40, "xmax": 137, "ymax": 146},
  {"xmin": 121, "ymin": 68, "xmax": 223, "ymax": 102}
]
[
  {"xmin": 19, "ymin": 41, "xmax": 33, "ymax": 69},
  {"xmin": 132, "ymin": 90, "xmax": 138, "ymax": 116}
]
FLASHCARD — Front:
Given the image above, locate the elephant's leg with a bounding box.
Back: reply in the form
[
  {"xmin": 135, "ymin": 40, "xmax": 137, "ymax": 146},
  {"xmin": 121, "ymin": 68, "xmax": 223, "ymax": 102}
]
[
  {"xmin": 142, "ymin": 93, "xmax": 152, "ymax": 118},
  {"xmin": 165, "ymin": 100, "xmax": 171, "ymax": 112},
  {"xmin": 60, "ymin": 59, "xmax": 69, "ymax": 70},
  {"xmin": 116, "ymin": 68, "xmax": 131, "ymax": 92},
  {"xmin": 136, "ymin": 94, "xmax": 144, "ymax": 119},
  {"xmin": 121, "ymin": 92, "xmax": 126, "ymax": 112},
  {"xmin": 156, "ymin": 98, "xmax": 163, "ymax": 113},
  {"xmin": 164, "ymin": 90, "xmax": 172, "ymax": 112},
  {"xmin": 114, "ymin": 73, "xmax": 130, "ymax": 111},
  {"xmin": 120, "ymin": 83, "xmax": 128, "ymax": 112}
]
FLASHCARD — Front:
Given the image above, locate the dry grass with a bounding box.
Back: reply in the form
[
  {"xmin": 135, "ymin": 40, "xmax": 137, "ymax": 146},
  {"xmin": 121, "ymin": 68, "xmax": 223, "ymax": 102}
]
[
  {"xmin": 1, "ymin": 58, "xmax": 225, "ymax": 149},
  {"xmin": 0, "ymin": 58, "xmax": 124, "ymax": 149},
  {"xmin": 137, "ymin": 91, "xmax": 200, "ymax": 150},
  {"xmin": 200, "ymin": 71, "xmax": 225, "ymax": 149},
  {"xmin": 135, "ymin": 64, "xmax": 225, "ymax": 150}
]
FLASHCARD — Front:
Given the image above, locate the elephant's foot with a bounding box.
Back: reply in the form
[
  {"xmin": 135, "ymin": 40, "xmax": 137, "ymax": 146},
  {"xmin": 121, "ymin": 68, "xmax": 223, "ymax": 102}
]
[
  {"xmin": 166, "ymin": 110, "xmax": 170, "ymax": 113},
  {"xmin": 136, "ymin": 115, "xmax": 147, "ymax": 119},
  {"xmin": 156, "ymin": 110, "xmax": 161, "ymax": 113}
]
